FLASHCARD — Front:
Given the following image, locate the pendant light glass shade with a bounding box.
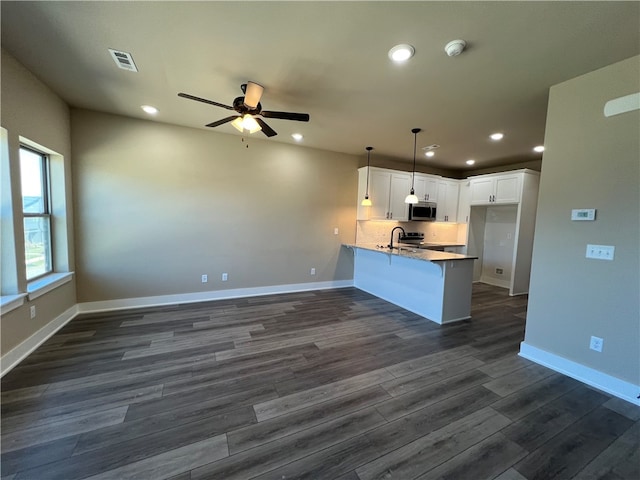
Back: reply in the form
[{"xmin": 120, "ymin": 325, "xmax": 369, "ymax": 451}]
[
  {"xmin": 361, "ymin": 146, "xmax": 373, "ymax": 206},
  {"xmin": 405, "ymin": 128, "xmax": 421, "ymax": 204},
  {"xmin": 231, "ymin": 114, "xmax": 262, "ymax": 134},
  {"xmin": 405, "ymin": 191, "xmax": 419, "ymax": 204}
]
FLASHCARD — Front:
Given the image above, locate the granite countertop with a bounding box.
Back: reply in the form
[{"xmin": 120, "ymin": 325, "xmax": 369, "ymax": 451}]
[{"xmin": 343, "ymin": 243, "xmax": 478, "ymax": 262}]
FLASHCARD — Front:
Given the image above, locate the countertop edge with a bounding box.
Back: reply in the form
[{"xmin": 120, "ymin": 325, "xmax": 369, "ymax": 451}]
[{"xmin": 343, "ymin": 244, "xmax": 478, "ymax": 262}]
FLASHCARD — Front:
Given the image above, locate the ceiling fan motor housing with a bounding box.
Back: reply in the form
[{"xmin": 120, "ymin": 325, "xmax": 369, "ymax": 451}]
[{"xmin": 233, "ymin": 96, "xmax": 261, "ymax": 116}]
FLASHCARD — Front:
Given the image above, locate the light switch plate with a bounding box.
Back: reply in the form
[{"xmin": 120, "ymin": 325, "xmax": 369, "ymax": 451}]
[{"xmin": 586, "ymin": 244, "xmax": 615, "ymax": 260}]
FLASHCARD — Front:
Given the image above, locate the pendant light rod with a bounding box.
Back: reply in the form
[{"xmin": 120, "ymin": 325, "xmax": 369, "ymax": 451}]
[
  {"xmin": 411, "ymin": 128, "xmax": 421, "ymax": 190},
  {"xmin": 362, "ymin": 146, "xmax": 373, "ymax": 207},
  {"xmin": 405, "ymin": 128, "xmax": 421, "ymax": 204}
]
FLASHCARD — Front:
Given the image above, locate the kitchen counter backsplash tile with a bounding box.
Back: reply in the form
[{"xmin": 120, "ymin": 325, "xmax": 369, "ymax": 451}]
[{"xmin": 356, "ymin": 220, "xmax": 463, "ymax": 246}]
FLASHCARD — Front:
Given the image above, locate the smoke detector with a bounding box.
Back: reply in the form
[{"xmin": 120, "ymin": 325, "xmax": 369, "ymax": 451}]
[{"xmin": 444, "ymin": 39, "xmax": 466, "ymax": 57}]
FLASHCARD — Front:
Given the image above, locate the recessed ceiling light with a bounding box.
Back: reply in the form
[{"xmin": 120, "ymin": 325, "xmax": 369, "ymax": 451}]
[
  {"xmin": 291, "ymin": 133, "xmax": 303, "ymax": 141},
  {"xmin": 388, "ymin": 44, "xmax": 415, "ymax": 62},
  {"xmin": 425, "ymin": 151, "xmax": 435, "ymax": 157},
  {"xmin": 490, "ymin": 133, "xmax": 504, "ymax": 141},
  {"xmin": 466, "ymin": 159, "xmax": 476, "ymax": 165},
  {"xmin": 533, "ymin": 145, "xmax": 545, "ymax": 152},
  {"xmin": 141, "ymin": 105, "xmax": 158, "ymax": 115}
]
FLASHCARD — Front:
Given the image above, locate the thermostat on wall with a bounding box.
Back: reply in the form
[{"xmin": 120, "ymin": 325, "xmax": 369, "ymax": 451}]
[{"xmin": 571, "ymin": 209, "xmax": 596, "ymax": 221}]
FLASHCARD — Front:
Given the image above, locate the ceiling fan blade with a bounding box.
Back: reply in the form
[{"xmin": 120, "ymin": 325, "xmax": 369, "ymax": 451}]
[
  {"xmin": 261, "ymin": 111, "xmax": 310, "ymax": 122},
  {"xmin": 178, "ymin": 92, "xmax": 234, "ymax": 110},
  {"xmin": 244, "ymin": 81, "xmax": 264, "ymax": 109},
  {"xmin": 205, "ymin": 115, "xmax": 239, "ymax": 128},
  {"xmin": 255, "ymin": 117, "xmax": 277, "ymax": 137}
]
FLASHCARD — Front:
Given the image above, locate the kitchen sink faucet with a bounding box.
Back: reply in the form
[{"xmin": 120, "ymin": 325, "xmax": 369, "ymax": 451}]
[{"xmin": 388, "ymin": 226, "xmax": 406, "ymax": 250}]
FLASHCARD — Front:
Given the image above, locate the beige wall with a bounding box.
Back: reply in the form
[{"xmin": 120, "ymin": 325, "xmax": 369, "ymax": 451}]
[
  {"xmin": 71, "ymin": 109, "xmax": 358, "ymax": 302},
  {"xmin": 525, "ymin": 56, "xmax": 640, "ymax": 385},
  {"xmin": 0, "ymin": 49, "xmax": 76, "ymax": 354}
]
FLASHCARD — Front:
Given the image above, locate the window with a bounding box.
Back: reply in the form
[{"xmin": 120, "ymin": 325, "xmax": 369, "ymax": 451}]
[{"xmin": 20, "ymin": 146, "xmax": 52, "ymax": 280}]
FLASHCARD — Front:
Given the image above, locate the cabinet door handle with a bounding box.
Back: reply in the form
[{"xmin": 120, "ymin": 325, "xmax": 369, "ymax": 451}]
[{"xmin": 390, "ymin": 212, "xmax": 393, "ymax": 219}]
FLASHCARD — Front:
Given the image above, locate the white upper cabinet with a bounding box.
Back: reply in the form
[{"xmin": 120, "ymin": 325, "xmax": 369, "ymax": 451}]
[
  {"xmin": 469, "ymin": 172, "xmax": 521, "ymax": 205},
  {"xmin": 436, "ymin": 180, "xmax": 459, "ymax": 222},
  {"xmin": 357, "ymin": 167, "xmax": 411, "ymax": 221},
  {"xmin": 413, "ymin": 173, "xmax": 439, "ymax": 202},
  {"xmin": 387, "ymin": 172, "xmax": 412, "ymax": 221}
]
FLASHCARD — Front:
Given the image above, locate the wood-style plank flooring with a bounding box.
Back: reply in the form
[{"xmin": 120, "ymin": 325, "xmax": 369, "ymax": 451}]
[{"xmin": 2, "ymin": 284, "xmax": 638, "ymax": 479}]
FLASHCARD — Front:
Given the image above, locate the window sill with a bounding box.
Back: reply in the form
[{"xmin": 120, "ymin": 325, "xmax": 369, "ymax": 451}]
[
  {"xmin": 27, "ymin": 272, "xmax": 74, "ymax": 301},
  {"xmin": 0, "ymin": 273, "xmax": 74, "ymax": 313},
  {"xmin": 0, "ymin": 294, "xmax": 28, "ymax": 314}
]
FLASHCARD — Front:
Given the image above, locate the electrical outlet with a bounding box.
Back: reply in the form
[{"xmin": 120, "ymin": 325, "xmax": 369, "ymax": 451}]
[
  {"xmin": 30, "ymin": 306, "xmax": 36, "ymax": 319},
  {"xmin": 334, "ymin": 227, "xmax": 339, "ymax": 235},
  {"xmin": 496, "ymin": 268, "xmax": 503, "ymax": 275},
  {"xmin": 590, "ymin": 336, "xmax": 604, "ymax": 352},
  {"xmin": 201, "ymin": 274, "xmax": 208, "ymax": 283},
  {"xmin": 222, "ymin": 273, "xmax": 228, "ymax": 281},
  {"xmin": 310, "ymin": 267, "xmax": 316, "ymax": 275}
]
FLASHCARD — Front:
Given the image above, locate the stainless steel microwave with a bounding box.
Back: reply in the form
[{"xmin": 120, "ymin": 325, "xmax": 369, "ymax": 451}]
[{"xmin": 409, "ymin": 201, "xmax": 437, "ymax": 221}]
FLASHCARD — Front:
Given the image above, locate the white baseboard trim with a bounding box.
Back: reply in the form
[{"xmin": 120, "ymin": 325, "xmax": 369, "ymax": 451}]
[
  {"xmin": 1, "ymin": 304, "xmax": 79, "ymax": 378},
  {"xmin": 77, "ymin": 280, "xmax": 354, "ymax": 314},
  {"xmin": 519, "ymin": 342, "xmax": 640, "ymax": 406},
  {"xmin": 479, "ymin": 276, "xmax": 510, "ymax": 289}
]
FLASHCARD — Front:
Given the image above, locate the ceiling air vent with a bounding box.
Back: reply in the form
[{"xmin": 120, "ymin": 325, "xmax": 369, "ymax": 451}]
[
  {"xmin": 108, "ymin": 48, "xmax": 138, "ymax": 72},
  {"xmin": 422, "ymin": 144, "xmax": 440, "ymax": 151}
]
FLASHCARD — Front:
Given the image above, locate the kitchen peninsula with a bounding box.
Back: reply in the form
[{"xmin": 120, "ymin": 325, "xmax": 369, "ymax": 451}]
[{"xmin": 344, "ymin": 244, "xmax": 477, "ymax": 324}]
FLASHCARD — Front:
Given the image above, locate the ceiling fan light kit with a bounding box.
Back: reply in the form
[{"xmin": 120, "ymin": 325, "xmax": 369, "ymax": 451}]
[{"xmin": 231, "ymin": 114, "xmax": 261, "ymax": 134}]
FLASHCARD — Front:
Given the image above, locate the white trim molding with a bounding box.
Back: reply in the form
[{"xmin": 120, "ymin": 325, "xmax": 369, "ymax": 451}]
[
  {"xmin": 78, "ymin": 280, "xmax": 354, "ymax": 314},
  {"xmin": 0, "ymin": 293, "xmax": 27, "ymax": 314},
  {"xmin": 27, "ymin": 272, "xmax": 74, "ymax": 300},
  {"xmin": 519, "ymin": 342, "xmax": 640, "ymax": 406},
  {"xmin": 1, "ymin": 304, "xmax": 79, "ymax": 378}
]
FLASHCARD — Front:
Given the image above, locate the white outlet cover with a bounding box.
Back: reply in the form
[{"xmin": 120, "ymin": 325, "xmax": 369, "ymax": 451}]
[{"xmin": 590, "ymin": 336, "xmax": 604, "ymax": 352}]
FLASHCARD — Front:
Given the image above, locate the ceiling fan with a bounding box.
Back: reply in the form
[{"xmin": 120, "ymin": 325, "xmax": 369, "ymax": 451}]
[{"xmin": 178, "ymin": 82, "xmax": 310, "ymax": 138}]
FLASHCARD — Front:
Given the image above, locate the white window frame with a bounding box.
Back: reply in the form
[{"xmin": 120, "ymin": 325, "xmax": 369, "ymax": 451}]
[{"xmin": 20, "ymin": 145, "xmax": 53, "ymax": 281}]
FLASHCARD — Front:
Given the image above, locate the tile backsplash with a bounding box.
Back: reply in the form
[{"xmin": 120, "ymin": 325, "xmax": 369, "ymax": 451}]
[{"xmin": 357, "ymin": 220, "xmax": 467, "ymax": 245}]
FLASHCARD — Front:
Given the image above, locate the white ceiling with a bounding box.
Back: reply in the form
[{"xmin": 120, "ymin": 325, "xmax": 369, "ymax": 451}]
[{"xmin": 2, "ymin": 1, "xmax": 639, "ymax": 172}]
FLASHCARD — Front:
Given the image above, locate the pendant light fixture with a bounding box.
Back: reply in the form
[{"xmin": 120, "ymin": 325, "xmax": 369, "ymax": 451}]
[
  {"xmin": 361, "ymin": 146, "xmax": 373, "ymax": 206},
  {"xmin": 405, "ymin": 128, "xmax": 421, "ymax": 204}
]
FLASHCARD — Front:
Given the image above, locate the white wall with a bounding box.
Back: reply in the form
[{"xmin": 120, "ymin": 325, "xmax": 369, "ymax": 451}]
[
  {"xmin": 71, "ymin": 109, "xmax": 358, "ymax": 303},
  {"xmin": 522, "ymin": 56, "xmax": 640, "ymax": 401},
  {"xmin": 0, "ymin": 49, "xmax": 76, "ymax": 356}
]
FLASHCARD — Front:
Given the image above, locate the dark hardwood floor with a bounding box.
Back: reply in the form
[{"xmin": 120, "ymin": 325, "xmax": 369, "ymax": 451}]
[{"xmin": 1, "ymin": 284, "xmax": 638, "ymax": 479}]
